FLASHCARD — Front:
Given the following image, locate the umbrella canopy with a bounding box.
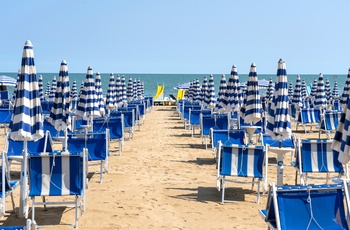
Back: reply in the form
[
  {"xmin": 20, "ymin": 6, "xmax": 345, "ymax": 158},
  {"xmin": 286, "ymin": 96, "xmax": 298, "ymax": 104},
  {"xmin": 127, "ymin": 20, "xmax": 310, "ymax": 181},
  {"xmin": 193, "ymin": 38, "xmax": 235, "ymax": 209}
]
[
  {"xmin": 291, "ymin": 75, "xmax": 303, "ymax": 108},
  {"xmin": 71, "ymin": 80, "xmax": 78, "ymax": 100},
  {"xmin": 265, "ymin": 59, "xmax": 291, "ymax": 140},
  {"xmin": 340, "ymin": 68, "xmax": 350, "ymax": 109},
  {"xmin": 49, "ymin": 76, "xmax": 57, "ymax": 101},
  {"xmin": 133, "ymin": 78, "xmax": 138, "ymax": 100},
  {"xmin": 325, "ymin": 78, "xmax": 331, "ymax": 102},
  {"xmin": 48, "ymin": 60, "xmax": 71, "ymax": 150},
  {"xmin": 115, "ymin": 75, "xmax": 123, "ymax": 107},
  {"xmin": 288, "ymin": 81, "xmax": 293, "ymax": 101},
  {"xmin": 314, "ymin": 73, "xmax": 327, "ymax": 109},
  {"xmin": 240, "ymin": 63, "xmax": 262, "ymax": 124},
  {"xmin": 215, "ymin": 74, "xmax": 228, "ymax": 112},
  {"xmin": 38, "ymin": 75, "xmax": 44, "ymax": 101},
  {"xmin": 333, "ymin": 81, "xmax": 339, "ymax": 99},
  {"xmin": 106, "ymin": 73, "xmax": 117, "ymax": 110},
  {"xmin": 76, "ymin": 66, "xmax": 100, "ymax": 120},
  {"xmin": 0, "ymin": 75, "xmax": 16, "ymax": 86},
  {"xmin": 45, "ymin": 81, "xmax": 50, "ymax": 99},
  {"xmin": 188, "ymin": 81, "xmax": 194, "ymax": 101},
  {"xmin": 12, "ymin": 71, "xmax": 20, "ymax": 102},
  {"xmin": 193, "ymin": 78, "xmax": 201, "ymax": 102},
  {"xmin": 137, "ymin": 78, "xmax": 143, "ymax": 100},
  {"xmin": 266, "ymin": 77, "xmax": 274, "ymax": 102},
  {"xmin": 310, "ymin": 78, "xmax": 317, "ymax": 99},
  {"xmin": 127, "ymin": 77, "xmax": 133, "ymax": 101},
  {"xmin": 121, "ymin": 75, "xmax": 127, "ymax": 105},
  {"xmin": 205, "ymin": 74, "xmax": 216, "ymax": 108},
  {"xmin": 200, "ymin": 76, "xmax": 208, "ymax": 107},
  {"xmin": 301, "ymin": 80, "xmax": 307, "ymax": 99},
  {"xmin": 95, "ymin": 72, "xmax": 105, "ymax": 116},
  {"xmin": 225, "ymin": 65, "xmax": 243, "ymax": 112}
]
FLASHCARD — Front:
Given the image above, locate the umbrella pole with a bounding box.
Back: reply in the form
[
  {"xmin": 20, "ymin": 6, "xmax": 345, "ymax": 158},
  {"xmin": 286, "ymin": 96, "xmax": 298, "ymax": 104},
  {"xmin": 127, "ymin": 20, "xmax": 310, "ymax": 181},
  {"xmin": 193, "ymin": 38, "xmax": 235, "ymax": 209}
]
[
  {"xmin": 63, "ymin": 127, "xmax": 68, "ymax": 152},
  {"xmin": 19, "ymin": 140, "xmax": 28, "ymax": 218},
  {"xmin": 277, "ymin": 139, "xmax": 284, "ymax": 186}
]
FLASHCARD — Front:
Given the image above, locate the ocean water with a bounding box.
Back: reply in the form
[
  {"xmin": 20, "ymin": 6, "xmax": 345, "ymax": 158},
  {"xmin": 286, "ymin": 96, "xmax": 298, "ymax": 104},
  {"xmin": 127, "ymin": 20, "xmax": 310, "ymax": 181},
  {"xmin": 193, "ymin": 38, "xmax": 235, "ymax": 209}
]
[{"xmin": 0, "ymin": 72, "xmax": 347, "ymax": 98}]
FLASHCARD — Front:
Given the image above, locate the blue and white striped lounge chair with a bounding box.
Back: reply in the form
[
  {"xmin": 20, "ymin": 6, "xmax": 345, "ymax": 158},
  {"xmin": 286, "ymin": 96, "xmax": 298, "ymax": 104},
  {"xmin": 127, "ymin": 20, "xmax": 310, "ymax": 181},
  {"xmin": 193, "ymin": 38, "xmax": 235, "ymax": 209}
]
[
  {"xmin": 182, "ymin": 104, "xmax": 201, "ymax": 129},
  {"xmin": 68, "ymin": 132, "xmax": 109, "ymax": 183},
  {"xmin": 110, "ymin": 110, "xmax": 135, "ymax": 140},
  {"xmin": 28, "ymin": 151, "xmax": 86, "ymax": 228},
  {"xmin": 189, "ymin": 108, "xmax": 211, "ymax": 137},
  {"xmin": 0, "ymin": 219, "xmax": 32, "ymax": 230},
  {"xmin": 216, "ymin": 141, "xmax": 266, "ymax": 204},
  {"xmin": 0, "ymin": 107, "xmax": 12, "ymax": 134},
  {"xmin": 259, "ymin": 182, "xmax": 350, "ymax": 230},
  {"xmin": 332, "ymin": 99, "xmax": 343, "ymax": 112},
  {"xmin": 318, "ymin": 110, "xmax": 340, "ymax": 139},
  {"xmin": 210, "ymin": 129, "xmax": 245, "ymax": 158},
  {"xmin": 296, "ymin": 108, "xmax": 321, "ymax": 133},
  {"xmin": 201, "ymin": 114, "xmax": 229, "ymax": 149},
  {"xmin": 295, "ymin": 138, "xmax": 346, "ymax": 185},
  {"xmin": 93, "ymin": 117, "xmax": 124, "ymax": 156}
]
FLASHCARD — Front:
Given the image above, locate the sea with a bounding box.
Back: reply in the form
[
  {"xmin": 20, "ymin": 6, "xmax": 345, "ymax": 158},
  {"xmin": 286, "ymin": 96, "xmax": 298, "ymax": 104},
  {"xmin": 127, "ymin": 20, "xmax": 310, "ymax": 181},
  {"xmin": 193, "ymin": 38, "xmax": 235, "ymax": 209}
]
[{"xmin": 0, "ymin": 72, "xmax": 347, "ymax": 98}]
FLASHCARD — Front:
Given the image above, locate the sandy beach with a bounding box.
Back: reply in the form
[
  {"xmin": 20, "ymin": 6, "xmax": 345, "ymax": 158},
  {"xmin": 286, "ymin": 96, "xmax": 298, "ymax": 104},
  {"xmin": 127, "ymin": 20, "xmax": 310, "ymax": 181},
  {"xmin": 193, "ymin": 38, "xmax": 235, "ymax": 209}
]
[{"xmin": 0, "ymin": 105, "xmax": 334, "ymax": 229}]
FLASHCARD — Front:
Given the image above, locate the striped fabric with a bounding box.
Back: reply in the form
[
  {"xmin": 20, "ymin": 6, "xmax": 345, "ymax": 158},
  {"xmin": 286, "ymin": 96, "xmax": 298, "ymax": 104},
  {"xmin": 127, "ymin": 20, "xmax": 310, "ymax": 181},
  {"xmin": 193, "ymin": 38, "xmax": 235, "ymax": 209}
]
[
  {"xmin": 310, "ymin": 78, "xmax": 317, "ymax": 99},
  {"xmin": 301, "ymin": 80, "xmax": 307, "ymax": 99},
  {"xmin": 38, "ymin": 75, "xmax": 44, "ymax": 101},
  {"xmin": 9, "ymin": 40, "xmax": 44, "ymax": 141},
  {"xmin": 200, "ymin": 76, "xmax": 208, "ymax": 107},
  {"xmin": 45, "ymin": 81, "xmax": 51, "ymax": 99},
  {"xmin": 71, "ymin": 80, "xmax": 77, "ymax": 100},
  {"xmin": 78, "ymin": 80, "xmax": 84, "ymax": 98},
  {"xmin": 76, "ymin": 67, "xmax": 100, "ymax": 119},
  {"xmin": 240, "ymin": 63, "xmax": 262, "ymax": 124},
  {"xmin": 137, "ymin": 78, "xmax": 143, "ymax": 100},
  {"xmin": 291, "ymin": 75, "xmax": 302, "ymax": 108},
  {"xmin": 301, "ymin": 140, "xmax": 343, "ymax": 173},
  {"xmin": 333, "ymin": 81, "xmax": 339, "ymax": 99},
  {"xmin": 299, "ymin": 108, "xmax": 321, "ymax": 123},
  {"xmin": 95, "ymin": 72, "xmax": 105, "ymax": 116},
  {"xmin": 12, "ymin": 71, "xmax": 20, "ymax": 102},
  {"xmin": 106, "ymin": 73, "xmax": 116, "ymax": 110},
  {"xmin": 314, "ymin": 73, "xmax": 327, "ymax": 109},
  {"xmin": 340, "ymin": 69, "xmax": 350, "ymax": 109},
  {"xmin": 215, "ymin": 74, "xmax": 227, "ymax": 112},
  {"xmin": 187, "ymin": 81, "xmax": 194, "ymax": 101},
  {"xmin": 48, "ymin": 60, "xmax": 71, "ymax": 131},
  {"xmin": 206, "ymin": 74, "xmax": 216, "ymax": 108},
  {"xmin": 127, "ymin": 77, "xmax": 133, "ymax": 102},
  {"xmin": 265, "ymin": 59, "xmax": 291, "ymax": 140},
  {"xmin": 115, "ymin": 75, "xmax": 122, "ymax": 107},
  {"xmin": 333, "ymin": 99, "xmax": 343, "ymax": 111},
  {"xmin": 266, "ymin": 77, "xmax": 274, "ymax": 102},
  {"xmin": 193, "ymin": 78, "xmax": 201, "ymax": 102},
  {"xmin": 49, "ymin": 76, "xmax": 57, "ymax": 101},
  {"xmin": 132, "ymin": 78, "xmax": 137, "ymax": 100},
  {"xmin": 225, "ymin": 65, "xmax": 243, "ymax": 112},
  {"xmin": 320, "ymin": 111, "xmax": 340, "ymax": 131},
  {"xmin": 121, "ymin": 75, "xmax": 127, "ymax": 105},
  {"xmin": 325, "ymin": 78, "xmax": 331, "ymax": 101},
  {"xmin": 288, "ymin": 81, "xmax": 293, "ymax": 101},
  {"xmin": 220, "ymin": 145, "xmax": 264, "ymax": 178},
  {"xmin": 28, "ymin": 152, "xmax": 83, "ymax": 196}
]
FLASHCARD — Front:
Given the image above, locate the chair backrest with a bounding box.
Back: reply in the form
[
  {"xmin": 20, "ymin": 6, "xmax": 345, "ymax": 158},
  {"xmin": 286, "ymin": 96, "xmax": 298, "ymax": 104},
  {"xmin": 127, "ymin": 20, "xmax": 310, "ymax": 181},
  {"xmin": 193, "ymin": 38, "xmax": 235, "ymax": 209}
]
[
  {"xmin": 189, "ymin": 109, "xmax": 202, "ymax": 126},
  {"xmin": 211, "ymin": 129, "xmax": 245, "ymax": 149},
  {"xmin": 93, "ymin": 117, "xmax": 124, "ymax": 139},
  {"xmin": 183, "ymin": 105, "xmax": 201, "ymax": 120},
  {"xmin": 41, "ymin": 100, "xmax": 54, "ymax": 114},
  {"xmin": 333, "ymin": 99, "xmax": 343, "ymax": 112},
  {"xmin": 43, "ymin": 119, "xmax": 64, "ymax": 138},
  {"xmin": 28, "ymin": 152, "xmax": 84, "ymax": 196},
  {"xmin": 261, "ymin": 134, "xmax": 294, "ymax": 148},
  {"xmin": 298, "ymin": 139, "xmax": 344, "ymax": 173},
  {"xmin": 218, "ymin": 142, "xmax": 265, "ymax": 178},
  {"xmin": 320, "ymin": 111, "xmax": 340, "ymax": 131},
  {"xmin": 68, "ymin": 133, "xmax": 107, "ymax": 161},
  {"xmin": 238, "ymin": 116, "xmax": 264, "ymax": 134},
  {"xmin": 0, "ymin": 108, "xmax": 13, "ymax": 123},
  {"xmin": 202, "ymin": 114, "xmax": 229, "ymax": 136},
  {"xmin": 298, "ymin": 108, "xmax": 321, "ymax": 123},
  {"xmin": 110, "ymin": 110, "xmax": 134, "ymax": 129},
  {"xmin": 264, "ymin": 183, "xmax": 349, "ymax": 230}
]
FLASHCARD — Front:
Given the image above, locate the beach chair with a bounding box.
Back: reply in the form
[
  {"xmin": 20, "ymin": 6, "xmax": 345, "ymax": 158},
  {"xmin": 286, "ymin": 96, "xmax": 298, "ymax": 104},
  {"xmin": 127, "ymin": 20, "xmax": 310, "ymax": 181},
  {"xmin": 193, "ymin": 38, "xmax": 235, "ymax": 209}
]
[
  {"xmin": 93, "ymin": 116, "xmax": 124, "ymax": 155},
  {"xmin": 188, "ymin": 108, "xmax": 211, "ymax": 137},
  {"xmin": 210, "ymin": 129, "xmax": 245, "ymax": 158},
  {"xmin": 43, "ymin": 118, "xmax": 65, "ymax": 142},
  {"xmin": 238, "ymin": 116, "xmax": 264, "ymax": 144},
  {"xmin": 216, "ymin": 141, "xmax": 266, "ymax": 204},
  {"xmin": 110, "ymin": 110, "xmax": 135, "ymax": 140},
  {"xmin": 0, "ymin": 139, "xmax": 20, "ymax": 219},
  {"xmin": 201, "ymin": 114, "xmax": 229, "ymax": 149},
  {"xmin": 0, "ymin": 219, "xmax": 32, "ymax": 230},
  {"xmin": 41, "ymin": 100, "xmax": 54, "ymax": 115},
  {"xmin": 259, "ymin": 182, "xmax": 350, "ymax": 230},
  {"xmin": 0, "ymin": 107, "xmax": 12, "ymax": 134},
  {"xmin": 68, "ymin": 132, "xmax": 109, "ymax": 183},
  {"xmin": 295, "ymin": 138, "xmax": 346, "ymax": 185},
  {"xmin": 28, "ymin": 151, "xmax": 86, "ymax": 228},
  {"xmin": 318, "ymin": 110, "xmax": 340, "ymax": 139},
  {"xmin": 295, "ymin": 108, "xmax": 321, "ymax": 133},
  {"xmin": 182, "ymin": 104, "xmax": 201, "ymax": 129},
  {"xmin": 333, "ymin": 99, "xmax": 343, "ymax": 112}
]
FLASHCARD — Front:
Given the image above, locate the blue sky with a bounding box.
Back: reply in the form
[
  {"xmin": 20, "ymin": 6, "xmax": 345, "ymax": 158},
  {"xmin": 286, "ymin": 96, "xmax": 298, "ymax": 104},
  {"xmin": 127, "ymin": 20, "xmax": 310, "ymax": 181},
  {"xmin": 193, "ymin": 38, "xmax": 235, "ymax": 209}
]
[{"xmin": 1, "ymin": 1, "xmax": 349, "ymax": 74}]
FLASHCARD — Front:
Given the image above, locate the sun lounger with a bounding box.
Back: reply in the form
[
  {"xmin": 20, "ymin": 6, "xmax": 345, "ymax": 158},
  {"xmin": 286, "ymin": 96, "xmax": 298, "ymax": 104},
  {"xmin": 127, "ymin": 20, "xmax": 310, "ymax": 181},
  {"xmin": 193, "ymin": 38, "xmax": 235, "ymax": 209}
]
[{"xmin": 318, "ymin": 110, "xmax": 340, "ymax": 139}]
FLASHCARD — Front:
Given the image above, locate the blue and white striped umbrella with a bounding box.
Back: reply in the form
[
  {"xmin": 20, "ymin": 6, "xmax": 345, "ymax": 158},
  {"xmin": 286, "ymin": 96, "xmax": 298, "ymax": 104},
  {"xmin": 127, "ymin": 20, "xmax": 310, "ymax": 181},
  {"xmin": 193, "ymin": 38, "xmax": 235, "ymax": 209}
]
[
  {"xmin": 115, "ymin": 75, "xmax": 123, "ymax": 107},
  {"xmin": 200, "ymin": 76, "xmax": 208, "ymax": 107},
  {"xmin": 76, "ymin": 66, "xmax": 100, "ymax": 120},
  {"xmin": 121, "ymin": 75, "xmax": 127, "ymax": 105},
  {"xmin": 333, "ymin": 81, "xmax": 339, "ymax": 99},
  {"xmin": 38, "ymin": 75, "xmax": 44, "ymax": 101},
  {"xmin": 106, "ymin": 73, "xmax": 117, "ymax": 110},
  {"xmin": 266, "ymin": 59, "xmax": 291, "ymax": 140},
  {"xmin": 95, "ymin": 72, "xmax": 105, "ymax": 116},
  {"xmin": 137, "ymin": 78, "xmax": 143, "ymax": 100},
  {"xmin": 49, "ymin": 76, "xmax": 57, "ymax": 101},
  {"xmin": 340, "ymin": 68, "xmax": 350, "ymax": 110},
  {"xmin": 215, "ymin": 74, "xmax": 228, "ymax": 113},
  {"xmin": 12, "ymin": 71, "xmax": 20, "ymax": 102},
  {"xmin": 45, "ymin": 81, "xmax": 50, "ymax": 99},
  {"xmin": 310, "ymin": 78, "xmax": 317, "ymax": 99},
  {"xmin": 325, "ymin": 78, "xmax": 331, "ymax": 102},
  {"xmin": 127, "ymin": 77, "xmax": 134, "ymax": 101},
  {"xmin": 188, "ymin": 81, "xmax": 194, "ymax": 101},
  {"xmin": 301, "ymin": 80, "xmax": 307, "ymax": 99},
  {"xmin": 78, "ymin": 80, "xmax": 84, "ymax": 98},
  {"xmin": 206, "ymin": 74, "xmax": 216, "ymax": 108},
  {"xmin": 48, "ymin": 60, "xmax": 71, "ymax": 150},
  {"xmin": 225, "ymin": 65, "xmax": 243, "ymax": 112},
  {"xmin": 314, "ymin": 73, "xmax": 327, "ymax": 109},
  {"xmin": 266, "ymin": 77, "xmax": 274, "ymax": 102},
  {"xmin": 71, "ymin": 80, "xmax": 78, "ymax": 100},
  {"xmin": 133, "ymin": 78, "xmax": 138, "ymax": 100},
  {"xmin": 193, "ymin": 78, "xmax": 201, "ymax": 102},
  {"xmin": 291, "ymin": 75, "xmax": 303, "ymax": 108},
  {"xmin": 240, "ymin": 63, "xmax": 262, "ymax": 124},
  {"xmin": 9, "ymin": 40, "xmax": 44, "ymax": 217},
  {"xmin": 288, "ymin": 81, "xmax": 293, "ymax": 101}
]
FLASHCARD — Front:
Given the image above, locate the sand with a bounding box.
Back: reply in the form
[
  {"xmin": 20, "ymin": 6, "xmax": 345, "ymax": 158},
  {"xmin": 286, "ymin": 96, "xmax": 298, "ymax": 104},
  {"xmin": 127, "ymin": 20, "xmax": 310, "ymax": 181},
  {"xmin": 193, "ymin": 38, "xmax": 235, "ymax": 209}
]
[{"xmin": 0, "ymin": 106, "xmax": 334, "ymax": 229}]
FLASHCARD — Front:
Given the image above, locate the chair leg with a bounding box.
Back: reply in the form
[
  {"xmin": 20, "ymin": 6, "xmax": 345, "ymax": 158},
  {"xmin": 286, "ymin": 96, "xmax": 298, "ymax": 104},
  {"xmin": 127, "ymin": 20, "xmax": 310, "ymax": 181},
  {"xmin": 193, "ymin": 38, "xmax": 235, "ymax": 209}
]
[
  {"xmin": 256, "ymin": 180, "xmax": 260, "ymax": 204},
  {"xmin": 221, "ymin": 176, "xmax": 226, "ymax": 204}
]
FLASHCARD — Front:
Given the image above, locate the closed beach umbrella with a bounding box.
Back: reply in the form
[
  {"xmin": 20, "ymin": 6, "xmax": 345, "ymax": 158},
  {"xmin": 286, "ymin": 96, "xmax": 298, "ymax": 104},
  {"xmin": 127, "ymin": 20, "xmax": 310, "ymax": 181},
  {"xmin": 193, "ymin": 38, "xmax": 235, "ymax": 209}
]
[
  {"xmin": 45, "ymin": 81, "xmax": 50, "ymax": 99},
  {"xmin": 78, "ymin": 80, "xmax": 84, "ymax": 98},
  {"xmin": 333, "ymin": 81, "xmax": 339, "ymax": 99},
  {"xmin": 71, "ymin": 80, "xmax": 77, "ymax": 100},
  {"xmin": 314, "ymin": 73, "xmax": 327, "ymax": 109},
  {"xmin": 206, "ymin": 74, "xmax": 216, "ymax": 108},
  {"xmin": 301, "ymin": 80, "xmax": 307, "ymax": 99},
  {"xmin": 215, "ymin": 74, "xmax": 228, "ymax": 113},
  {"xmin": 200, "ymin": 76, "xmax": 208, "ymax": 107},
  {"xmin": 291, "ymin": 75, "xmax": 303, "ymax": 108},
  {"xmin": 38, "ymin": 75, "xmax": 44, "ymax": 101},
  {"xmin": 266, "ymin": 77, "xmax": 274, "ymax": 102},
  {"xmin": 106, "ymin": 73, "xmax": 116, "ymax": 111},
  {"xmin": 266, "ymin": 59, "xmax": 292, "ymax": 141},
  {"xmin": 48, "ymin": 60, "xmax": 71, "ymax": 150},
  {"xmin": 9, "ymin": 40, "xmax": 44, "ymax": 217},
  {"xmin": 127, "ymin": 77, "xmax": 134, "ymax": 102},
  {"xmin": 193, "ymin": 78, "xmax": 201, "ymax": 102},
  {"xmin": 188, "ymin": 81, "xmax": 194, "ymax": 101},
  {"xmin": 240, "ymin": 63, "xmax": 262, "ymax": 124},
  {"xmin": 95, "ymin": 72, "xmax": 105, "ymax": 116},
  {"xmin": 310, "ymin": 78, "xmax": 317, "ymax": 99},
  {"xmin": 325, "ymin": 78, "xmax": 331, "ymax": 102},
  {"xmin": 121, "ymin": 75, "xmax": 127, "ymax": 105},
  {"xmin": 225, "ymin": 65, "xmax": 243, "ymax": 112},
  {"xmin": 340, "ymin": 68, "xmax": 350, "ymax": 109},
  {"xmin": 49, "ymin": 76, "xmax": 57, "ymax": 101},
  {"xmin": 115, "ymin": 75, "xmax": 123, "ymax": 107},
  {"xmin": 137, "ymin": 78, "xmax": 143, "ymax": 100},
  {"xmin": 76, "ymin": 66, "xmax": 100, "ymax": 121},
  {"xmin": 133, "ymin": 78, "xmax": 138, "ymax": 100},
  {"xmin": 12, "ymin": 71, "xmax": 20, "ymax": 102},
  {"xmin": 288, "ymin": 81, "xmax": 293, "ymax": 101}
]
